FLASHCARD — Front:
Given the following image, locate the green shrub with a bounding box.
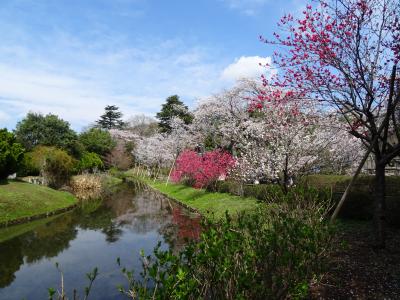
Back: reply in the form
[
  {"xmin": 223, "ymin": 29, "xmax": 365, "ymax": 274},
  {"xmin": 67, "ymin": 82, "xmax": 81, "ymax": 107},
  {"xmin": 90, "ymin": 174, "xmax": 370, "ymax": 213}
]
[
  {"xmin": 0, "ymin": 128, "xmax": 24, "ymax": 179},
  {"xmin": 215, "ymin": 176, "xmax": 400, "ymax": 226},
  {"xmin": 79, "ymin": 128, "xmax": 115, "ymax": 156},
  {"xmin": 76, "ymin": 152, "xmax": 104, "ymax": 173},
  {"xmin": 42, "ymin": 149, "xmax": 75, "ymax": 188},
  {"xmin": 302, "ymin": 175, "xmax": 400, "ymax": 225},
  {"xmin": 213, "ymin": 181, "xmax": 331, "ymax": 206},
  {"xmin": 16, "ymin": 152, "xmax": 40, "ymax": 177},
  {"xmin": 331, "ymin": 190, "xmax": 374, "ymax": 220},
  {"xmin": 118, "ymin": 199, "xmax": 332, "ymax": 299},
  {"xmin": 212, "ymin": 180, "xmax": 243, "ymax": 195},
  {"xmin": 28, "ymin": 146, "xmax": 75, "ymax": 188},
  {"xmin": 212, "ymin": 180, "xmax": 231, "ymax": 193},
  {"xmin": 243, "ymin": 183, "xmax": 285, "ymax": 201}
]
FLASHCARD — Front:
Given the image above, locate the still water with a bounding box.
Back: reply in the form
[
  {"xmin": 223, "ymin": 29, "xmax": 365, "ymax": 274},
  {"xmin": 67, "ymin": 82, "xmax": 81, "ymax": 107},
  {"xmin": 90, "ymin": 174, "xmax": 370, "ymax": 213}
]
[{"xmin": 0, "ymin": 182, "xmax": 201, "ymax": 299}]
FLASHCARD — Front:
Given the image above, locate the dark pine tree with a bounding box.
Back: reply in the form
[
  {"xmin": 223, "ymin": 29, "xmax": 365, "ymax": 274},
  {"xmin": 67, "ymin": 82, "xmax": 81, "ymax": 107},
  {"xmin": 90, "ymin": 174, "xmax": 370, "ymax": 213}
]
[
  {"xmin": 156, "ymin": 95, "xmax": 193, "ymax": 133},
  {"xmin": 96, "ymin": 105, "xmax": 125, "ymax": 130}
]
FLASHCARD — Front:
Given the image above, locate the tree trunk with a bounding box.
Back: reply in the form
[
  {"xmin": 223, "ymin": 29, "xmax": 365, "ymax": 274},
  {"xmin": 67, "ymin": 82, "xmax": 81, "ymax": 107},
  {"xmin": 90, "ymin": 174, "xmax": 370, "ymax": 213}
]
[
  {"xmin": 166, "ymin": 156, "xmax": 177, "ymax": 186},
  {"xmin": 282, "ymin": 154, "xmax": 289, "ymax": 194},
  {"xmin": 374, "ymin": 161, "xmax": 386, "ymax": 249},
  {"xmin": 330, "ymin": 145, "xmax": 372, "ymax": 222}
]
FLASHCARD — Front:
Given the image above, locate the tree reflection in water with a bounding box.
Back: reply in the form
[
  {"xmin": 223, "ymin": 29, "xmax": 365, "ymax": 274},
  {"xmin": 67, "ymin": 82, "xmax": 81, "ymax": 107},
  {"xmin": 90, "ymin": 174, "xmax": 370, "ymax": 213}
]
[{"xmin": 0, "ymin": 182, "xmax": 201, "ymax": 298}]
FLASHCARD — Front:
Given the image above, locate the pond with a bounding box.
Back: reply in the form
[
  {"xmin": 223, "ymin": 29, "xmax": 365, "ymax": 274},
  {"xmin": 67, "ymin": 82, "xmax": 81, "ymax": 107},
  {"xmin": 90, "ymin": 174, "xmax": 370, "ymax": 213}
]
[{"xmin": 0, "ymin": 182, "xmax": 201, "ymax": 300}]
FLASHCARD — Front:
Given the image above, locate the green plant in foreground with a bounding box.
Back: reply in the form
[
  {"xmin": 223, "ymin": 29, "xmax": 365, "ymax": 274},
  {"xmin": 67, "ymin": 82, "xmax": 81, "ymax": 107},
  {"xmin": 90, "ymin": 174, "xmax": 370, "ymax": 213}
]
[
  {"xmin": 48, "ymin": 263, "xmax": 98, "ymax": 300},
  {"xmin": 44, "ymin": 192, "xmax": 332, "ymax": 299},
  {"xmin": 116, "ymin": 199, "xmax": 332, "ymax": 300}
]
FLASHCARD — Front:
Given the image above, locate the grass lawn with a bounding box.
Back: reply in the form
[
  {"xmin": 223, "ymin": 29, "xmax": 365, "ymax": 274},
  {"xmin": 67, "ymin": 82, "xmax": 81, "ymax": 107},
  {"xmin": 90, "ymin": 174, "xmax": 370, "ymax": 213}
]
[
  {"xmin": 147, "ymin": 180, "xmax": 259, "ymax": 219},
  {"xmin": 0, "ymin": 180, "xmax": 77, "ymax": 225}
]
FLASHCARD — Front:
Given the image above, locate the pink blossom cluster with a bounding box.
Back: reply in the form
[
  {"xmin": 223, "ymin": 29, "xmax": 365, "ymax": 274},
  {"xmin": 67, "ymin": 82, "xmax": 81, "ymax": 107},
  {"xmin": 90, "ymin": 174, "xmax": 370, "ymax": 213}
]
[
  {"xmin": 256, "ymin": 0, "xmax": 400, "ymax": 117},
  {"xmin": 171, "ymin": 149, "xmax": 236, "ymax": 188}
]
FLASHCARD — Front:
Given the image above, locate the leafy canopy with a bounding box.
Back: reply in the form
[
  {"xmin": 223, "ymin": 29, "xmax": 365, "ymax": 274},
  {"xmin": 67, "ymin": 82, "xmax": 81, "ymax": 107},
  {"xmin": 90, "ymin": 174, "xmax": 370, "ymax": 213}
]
[
  {"xmin": 0, "ymin": 129, "xmax": 25, "ymax": 179},
  {"xmin": 76, "ymin": 152, "xmax": 104, "ymax": 173},
  {"xmin": 79, "ymin": 128, "xmax": 116, "ymax": 156},
  {"xmin": 14, "ymin": 113, "xmax": 78, "ymax": 154}
]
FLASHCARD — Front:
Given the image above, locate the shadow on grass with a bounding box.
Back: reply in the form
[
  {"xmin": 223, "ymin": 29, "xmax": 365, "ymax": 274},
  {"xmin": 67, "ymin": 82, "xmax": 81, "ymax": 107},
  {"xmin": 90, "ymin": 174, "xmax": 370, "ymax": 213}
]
[
  {"xmin": 0, "ymin": 179, "xmax": 10, "ymax": 185},
  {"xmin": 183, "ymin": 190, "xmax": 209, "ymax": 201},
  {"xmin": 173, "ymin": 185, "xmax": 188, "ymax": 192},
  {"xmin": 166, "ymin": 185, "xmax": 209, "ymax": 201}
]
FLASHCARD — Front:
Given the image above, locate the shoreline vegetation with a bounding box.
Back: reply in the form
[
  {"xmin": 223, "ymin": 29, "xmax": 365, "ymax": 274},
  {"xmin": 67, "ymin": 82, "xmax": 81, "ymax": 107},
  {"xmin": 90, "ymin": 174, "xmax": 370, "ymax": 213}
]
[
  {"xmin": 128, "ymin": 172, "xmax": 400, "ymax": 223},
  {"xmin": 0, "ymin": 174, "xmax": 123, "ymax": 228},
  {"xmin": 125, "ymin": 174, "xmax": 260, "ymax": 219}
]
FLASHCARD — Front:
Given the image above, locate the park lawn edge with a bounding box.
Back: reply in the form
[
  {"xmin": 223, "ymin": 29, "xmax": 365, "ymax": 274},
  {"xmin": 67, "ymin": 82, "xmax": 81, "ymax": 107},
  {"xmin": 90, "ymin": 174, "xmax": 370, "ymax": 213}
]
[
  {"xmin": 130, "ymin": 176, "xmax": 260, "ymax": 219},
  {"xmin": 0, "ymin": 180, "xmax": 78, "ymax": 227}
]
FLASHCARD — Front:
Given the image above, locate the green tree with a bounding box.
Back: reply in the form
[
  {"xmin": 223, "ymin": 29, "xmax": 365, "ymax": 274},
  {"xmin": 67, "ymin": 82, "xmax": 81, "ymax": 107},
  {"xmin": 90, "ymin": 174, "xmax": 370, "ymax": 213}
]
[
  {"xmin": 76, "ymin": 152, "xmax": 104, "ymax": 173},
  {"xmin": 0, "ymin": 129, "xmax": 24, "ymax": 179},
  {"xmin": 79, "ymin": 128, "xmax": 116, "ymax": 156},
  {"xmin": 14, "ymin": 113, "xmax": 78, "ymax": 154},
  {"xmin": 30, "ymin": 146, "xmax": 75, "ymax": 188},
  {"xmin": 17, "ymin": 152, "xmax": 40, "ymax": 177},
  {"xmin": 96, "ymin": 105, "xmax": 125, "ymax": 129},
  {"xmin": 156, "ymin": 95, "xmax": 193, "ymax": 133}
]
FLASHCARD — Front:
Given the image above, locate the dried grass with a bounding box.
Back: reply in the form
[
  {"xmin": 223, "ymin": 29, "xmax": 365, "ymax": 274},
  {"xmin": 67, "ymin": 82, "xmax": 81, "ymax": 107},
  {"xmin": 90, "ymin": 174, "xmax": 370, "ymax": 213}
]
[{"xmin": 70, "ymin": 174, "xmax": 103, "ymax": 201}]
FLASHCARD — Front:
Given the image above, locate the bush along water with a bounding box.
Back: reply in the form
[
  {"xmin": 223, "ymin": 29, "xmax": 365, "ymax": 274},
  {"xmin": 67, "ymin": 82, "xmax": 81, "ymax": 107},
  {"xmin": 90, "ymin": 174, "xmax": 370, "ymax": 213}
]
[
  {"xmin": 211, "ymin": 180, "xmax": 332, "ymax": 207},
  {"xmin": 116, "ymin": 197, "xmax": 333, "ymax": 299},
  {"xmin": 70, "ymin": 174, "xmax": 104, "ymax": 201}
]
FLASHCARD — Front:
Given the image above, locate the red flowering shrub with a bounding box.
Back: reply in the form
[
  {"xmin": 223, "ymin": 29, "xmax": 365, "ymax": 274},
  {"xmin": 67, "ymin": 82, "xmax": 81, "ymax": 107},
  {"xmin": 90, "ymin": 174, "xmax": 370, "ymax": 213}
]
[{"xmin": 171, "ymin": 149, "xmax": 235, "ymax": 188}]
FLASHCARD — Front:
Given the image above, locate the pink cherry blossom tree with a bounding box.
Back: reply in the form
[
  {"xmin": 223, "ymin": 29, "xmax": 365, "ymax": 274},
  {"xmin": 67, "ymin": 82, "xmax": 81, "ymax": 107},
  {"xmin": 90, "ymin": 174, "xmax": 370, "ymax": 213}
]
[
  {"xmin": 232, "ymin": 99, "xmax": 361, "ymax": 189},
  {"xmin": 261, "ymin": 0, "xmax": 400, "ymax": 247},
  {"xmin": 171, "ymin": 149, "xmax": 236, "ymax": 189},
  {"xmin": 193, "ymin": 79, "xmax": 263, "ymax": 154},
  {"xmin": 193, "ymin": 79, "xmax": 360, "ymax": 188}
]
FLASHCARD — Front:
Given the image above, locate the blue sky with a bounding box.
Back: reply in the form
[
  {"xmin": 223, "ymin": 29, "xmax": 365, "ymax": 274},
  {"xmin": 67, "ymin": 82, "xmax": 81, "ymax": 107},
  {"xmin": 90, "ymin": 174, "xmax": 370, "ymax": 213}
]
[{"xmin": 0, "ymin": 0, "xmax": 306, "ymax": 131}]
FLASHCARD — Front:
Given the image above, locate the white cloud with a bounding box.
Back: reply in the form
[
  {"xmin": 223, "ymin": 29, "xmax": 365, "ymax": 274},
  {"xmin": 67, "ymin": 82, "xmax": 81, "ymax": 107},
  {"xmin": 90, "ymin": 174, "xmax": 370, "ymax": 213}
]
[
  {"xmin": 221, "ymin": 0, "xmax": 308, "ymax": 16},
  {"xmin": 221, "ymin": 56, "xmax": 274, "ymax": 82},
  {"xmin": 0, "ymin": 64, "xmax": 137, "ymax": 130},
  {"xmin": 0, "ymin": 34, "xmax": 276, "ymax": 132},
  {"xmin": 221, "ymin": 0, "xmax": 270, "ymax": 15},
  {"xmin": 0, "ymin": 2, "xmax": 255, "ymax": 131},
  {"xmin": 0, "ymin": 37, "xmax": 229, "ymax": 131}
]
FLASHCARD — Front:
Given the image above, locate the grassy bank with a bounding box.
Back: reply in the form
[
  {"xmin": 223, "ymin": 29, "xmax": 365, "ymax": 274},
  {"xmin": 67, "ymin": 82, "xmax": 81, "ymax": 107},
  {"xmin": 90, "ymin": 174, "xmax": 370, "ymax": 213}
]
[
  {"xmin": 0, "ymin": 180, "xmax": 77, "ymax": 225},
  {"xmin": 143, "ymin": 179, "xmax": 259, "ymax": 219}
]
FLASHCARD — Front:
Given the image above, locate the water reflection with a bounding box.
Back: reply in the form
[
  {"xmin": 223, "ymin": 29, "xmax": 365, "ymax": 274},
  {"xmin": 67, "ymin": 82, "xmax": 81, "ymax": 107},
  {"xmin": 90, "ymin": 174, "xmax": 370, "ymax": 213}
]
[{"xmin": 0, "ymin": 183, "xmax": 201, "ymax": 299}]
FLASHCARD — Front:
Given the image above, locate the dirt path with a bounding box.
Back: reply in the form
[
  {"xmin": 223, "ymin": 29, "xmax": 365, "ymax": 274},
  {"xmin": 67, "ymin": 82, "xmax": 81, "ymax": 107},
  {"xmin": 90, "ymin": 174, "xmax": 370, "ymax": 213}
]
[{"xmin": 311, "ymin": 221, "xmax": 400, "ymax": 299}]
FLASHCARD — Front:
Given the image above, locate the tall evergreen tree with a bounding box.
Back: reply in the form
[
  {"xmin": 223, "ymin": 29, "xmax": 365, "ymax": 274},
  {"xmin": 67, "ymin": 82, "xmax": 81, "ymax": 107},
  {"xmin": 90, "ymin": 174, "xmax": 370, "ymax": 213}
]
[
  {"xmin": 156, "ymin": 95, "xmax": 193, "ymax": 133},
  {"xmin": 96, "ymin": 105, "xmax": 125, "ymax": 129}
]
